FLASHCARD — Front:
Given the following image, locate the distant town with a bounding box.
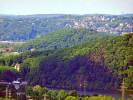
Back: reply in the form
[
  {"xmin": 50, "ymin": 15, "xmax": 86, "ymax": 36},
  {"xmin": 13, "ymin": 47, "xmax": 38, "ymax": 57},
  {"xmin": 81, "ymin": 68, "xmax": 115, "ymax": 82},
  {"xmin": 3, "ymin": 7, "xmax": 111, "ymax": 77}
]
[
  {"xmin": 69, "ymin": 15, "xmax": 133, "ymax": 34},
  {"xmin": 0, "ymin": 14, "xmax": 133, "ymax": 41}
]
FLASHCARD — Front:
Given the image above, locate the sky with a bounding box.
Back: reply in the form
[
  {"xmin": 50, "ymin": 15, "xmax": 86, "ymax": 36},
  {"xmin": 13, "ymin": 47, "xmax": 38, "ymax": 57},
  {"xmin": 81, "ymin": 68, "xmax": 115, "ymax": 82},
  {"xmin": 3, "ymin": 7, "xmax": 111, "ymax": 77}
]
[{"xmin": 0, "ymin": 0, "xmax": 133, "ymax": 15}]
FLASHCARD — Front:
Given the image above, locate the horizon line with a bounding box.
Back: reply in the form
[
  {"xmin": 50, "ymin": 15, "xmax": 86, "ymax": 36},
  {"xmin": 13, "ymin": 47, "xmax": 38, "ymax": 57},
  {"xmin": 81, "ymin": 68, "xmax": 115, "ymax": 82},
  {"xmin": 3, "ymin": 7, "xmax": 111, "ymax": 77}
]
[{"xmin": 0, "ymin": 13, "xmax": 133, "ymax": 16}]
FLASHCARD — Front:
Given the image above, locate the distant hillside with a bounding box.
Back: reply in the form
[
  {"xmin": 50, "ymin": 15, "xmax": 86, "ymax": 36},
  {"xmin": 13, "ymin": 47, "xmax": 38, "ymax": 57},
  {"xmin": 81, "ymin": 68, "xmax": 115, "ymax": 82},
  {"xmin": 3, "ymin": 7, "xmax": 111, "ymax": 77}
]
[
  {"xmin": 0, "ymin": 14, "xmax": 132, "ymax": 41},
  {"xmin": 0, "ymin": 14, "xmax": 69, "ymax": 41},
  {"xmin": 17, "ymin": 28, "xmax": 113, "ymax": 51}
]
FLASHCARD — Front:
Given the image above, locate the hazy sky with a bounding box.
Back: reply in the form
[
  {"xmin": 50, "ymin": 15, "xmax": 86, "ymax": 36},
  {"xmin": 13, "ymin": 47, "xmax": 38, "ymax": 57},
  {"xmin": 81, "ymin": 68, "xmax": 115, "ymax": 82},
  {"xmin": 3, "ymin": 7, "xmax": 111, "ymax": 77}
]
[{"xmin": 0, "ymin": 0, "xmax": 133, "ymax": 15}]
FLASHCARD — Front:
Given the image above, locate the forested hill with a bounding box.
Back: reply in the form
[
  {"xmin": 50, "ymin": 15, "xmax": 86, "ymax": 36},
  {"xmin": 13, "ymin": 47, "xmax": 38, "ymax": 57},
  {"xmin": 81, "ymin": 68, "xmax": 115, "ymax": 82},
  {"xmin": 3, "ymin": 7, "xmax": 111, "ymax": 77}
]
[
  {"xmin": 17, "ymin": 28, "xmax": 113, "ymax": 51},
  {"xmin": 0, "ymin": 14, "xmax": 132, "ymax": 41},
  {"xmin": 18, "ymin": 33, "xmax": 133, "ymax": 90},
  {"xmin": 0, "ymin": 32, "xmax": 133, "ymax": 90}
]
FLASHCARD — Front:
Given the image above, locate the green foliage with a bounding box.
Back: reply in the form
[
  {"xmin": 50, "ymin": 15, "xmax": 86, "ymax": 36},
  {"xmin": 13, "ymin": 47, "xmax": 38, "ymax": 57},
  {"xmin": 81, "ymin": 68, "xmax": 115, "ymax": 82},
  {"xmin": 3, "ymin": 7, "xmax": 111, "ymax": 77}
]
[
  {"xmin": 82, "ymin": 96, "xmax": 115, "ymax": 100},
  {"xmin": 57, "ymin": 90, "xmax": 67, "ymax": 100},
  {"xmin": 25, "ymin": 87, "xmax": 132, "ymax": 100},
  {"xmin": 47, "ymin": 90, "xmax": 58, "ymax": 100},
  {"xmin": 42, "ymin": 87, "xmax": 49, "ymax": 94},
  {"xmin": 18, "ymin": 28, "xmax": 111, "ymax": 51},
  {"xmin": 1, "ymin": 31, "xmax": 133, "ymax": 91},
  {"xmin": 0, "ymin": 53, "xmax": 20, "ymax": 66},
  {"xmin": 33, "ymin": 85, "xmax": 42, "ymax": 94},
  {"xmin": 51, "ymin": 33, "xmax": 133, "ymax": 89},
  {"xmin": 0, "ymin": 14, "xmax": 73, "ymax": 41},
  {"xmin": 0, "ymin": 98, "xmax": 15, "ymax": 100},
  {"xmin": 26, "ymin": 86, "xmax": 34, "ymax": 96},
  {"xmin": 0, "ymin": 66, "xmax": 16, "ymax": 73},
  {"xmin": 32, "ymin": 85, "xmax": 43, "ymax": 100},
  {"xmin": 65, "ymin": 96, "xmax": 77, "ymax": 100},
  {"xmin": 0, "ymin": 44, "xmax": 12, "ymax": 48},
  {"xmin": 18, "ymin": 33, "xmax": 133, "ymax": 89},
  {"xmin": 22, "ymin": 57, "xmax": 40, "ymax": 68}
]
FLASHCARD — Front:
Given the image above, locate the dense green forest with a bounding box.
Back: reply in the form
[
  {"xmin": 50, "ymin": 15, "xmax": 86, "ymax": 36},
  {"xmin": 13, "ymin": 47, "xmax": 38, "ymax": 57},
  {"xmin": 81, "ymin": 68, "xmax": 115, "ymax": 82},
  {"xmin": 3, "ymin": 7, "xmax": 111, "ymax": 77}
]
[
  {"xmin": 0, "ymin": 32, "xmax": 132, "ymax": 90},
  {"xmin": 17, "ymin": 28, "xmax": 113, "ymax": 51},
  {"xmin": 22, "ymin": 33, "xmax": 132, "ymax": 90}
]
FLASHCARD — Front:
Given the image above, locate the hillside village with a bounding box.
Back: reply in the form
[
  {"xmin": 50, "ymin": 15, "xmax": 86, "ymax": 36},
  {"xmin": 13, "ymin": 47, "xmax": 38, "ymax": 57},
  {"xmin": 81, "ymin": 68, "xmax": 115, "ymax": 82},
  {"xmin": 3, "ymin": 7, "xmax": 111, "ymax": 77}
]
[{"xmin": 0, "ymin": 14, "xmax": 133, "ymax": 41}]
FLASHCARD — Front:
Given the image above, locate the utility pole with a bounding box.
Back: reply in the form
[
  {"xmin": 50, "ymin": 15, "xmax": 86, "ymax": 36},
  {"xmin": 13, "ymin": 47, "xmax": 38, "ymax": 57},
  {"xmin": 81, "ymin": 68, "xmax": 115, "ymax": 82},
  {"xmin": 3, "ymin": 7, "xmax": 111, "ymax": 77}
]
[
  {"xmin": 83, "ymin": 80, "xmax": 87, "ymax": 96},
  {"xmin": 83, "ymin": 81, "xmax": 85, "ymax": 96},
  {"xmin": 43, "ymin": 94, "xmax": 47, "ymax": 100},
  {"xmin": 6, "ymin": 87, "xmax": 8, "ymax": 99},
  {"xmin": 8, "ymin": 89, "xmax": 12, "ymax": 99},
  {"xmin": 79, "ymin": 83, "xmax": 82, "ymax": 98},
  {"xmin": 121, "ymin": 79, "xmax": 126, "ymax": 100}
]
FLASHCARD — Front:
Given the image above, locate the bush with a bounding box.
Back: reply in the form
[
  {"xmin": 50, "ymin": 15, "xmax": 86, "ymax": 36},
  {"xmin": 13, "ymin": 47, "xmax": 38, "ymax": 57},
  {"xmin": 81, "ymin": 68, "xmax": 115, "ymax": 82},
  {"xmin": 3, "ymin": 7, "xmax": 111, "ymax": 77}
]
[
  {"xmin": 82, "ymin": 96, "xmax": 115, "ymax": 100},
  {"xmin": 26, "ymin": 86, "xmax": 33, "ymax": 96},
  {"xmin": 47, "ymin": 90, "xmax": 58, "ymax": 100},
  {"xmin": 65, "ymin": 96, "xmax": 77, "ymax": 100},
  {"xmin": 57, "ymin": 90, "xmax": 67, "ymax": 100}
]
